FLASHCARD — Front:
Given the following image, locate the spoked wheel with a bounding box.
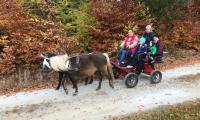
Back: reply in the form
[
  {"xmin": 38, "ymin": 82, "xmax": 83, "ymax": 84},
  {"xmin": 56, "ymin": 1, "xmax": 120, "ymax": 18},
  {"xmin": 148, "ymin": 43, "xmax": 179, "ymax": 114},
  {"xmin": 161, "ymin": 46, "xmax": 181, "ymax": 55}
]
[
  {"xmin": 150, "ymin": 70, "xmax": 162, "ymax": 84},
  {"xmin": 125, "ymin": 73, "xmax": 138, "ymax": 88}
]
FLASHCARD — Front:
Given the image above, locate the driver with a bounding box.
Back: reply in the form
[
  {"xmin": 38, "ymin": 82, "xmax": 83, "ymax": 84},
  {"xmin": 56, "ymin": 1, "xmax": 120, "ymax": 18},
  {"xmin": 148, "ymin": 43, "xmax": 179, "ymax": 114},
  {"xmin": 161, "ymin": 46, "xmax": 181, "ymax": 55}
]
[{"xmin": 118, "ymin": 30, "xmax": 138, "ymax": 67}]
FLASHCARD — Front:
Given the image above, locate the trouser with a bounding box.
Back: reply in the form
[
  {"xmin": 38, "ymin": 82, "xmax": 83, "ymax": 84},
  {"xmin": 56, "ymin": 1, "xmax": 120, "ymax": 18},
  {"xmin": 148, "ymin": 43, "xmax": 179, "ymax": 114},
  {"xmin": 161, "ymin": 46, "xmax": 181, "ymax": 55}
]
[
  {"xmin": 118, "ymin": 49, "xmax": 128, "ymax": 66},
  {"xmin": 127, "ymin": 46, "xmax": 139, "ymax": 66},
  {"xmin": 127, "ymin": 53, "xmax": 137, "ymax": 66},
  {"xmin": 138, "ymin": 54, "xmax": 146, "ymax": 70}
]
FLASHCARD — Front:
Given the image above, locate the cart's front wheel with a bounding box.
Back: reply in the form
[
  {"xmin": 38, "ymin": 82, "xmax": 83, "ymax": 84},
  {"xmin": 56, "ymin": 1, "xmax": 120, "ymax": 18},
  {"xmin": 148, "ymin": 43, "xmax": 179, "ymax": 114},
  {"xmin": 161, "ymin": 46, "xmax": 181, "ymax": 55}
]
[
  {"xmin": 150, "ymin": 70, "xmax": 162, "ymax": 84},
  {"xmin": 125, "ymin": 73, "xmax": 138, "ymax": 88}
]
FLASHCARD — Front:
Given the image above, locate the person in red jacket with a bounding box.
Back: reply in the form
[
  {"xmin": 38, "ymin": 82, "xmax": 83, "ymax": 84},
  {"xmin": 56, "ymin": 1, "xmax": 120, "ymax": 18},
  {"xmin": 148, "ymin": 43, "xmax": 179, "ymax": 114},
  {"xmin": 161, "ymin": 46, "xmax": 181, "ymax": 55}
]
[{"xmin": 118, "ymin": 30, "xmax": 138, "ymax": 67}]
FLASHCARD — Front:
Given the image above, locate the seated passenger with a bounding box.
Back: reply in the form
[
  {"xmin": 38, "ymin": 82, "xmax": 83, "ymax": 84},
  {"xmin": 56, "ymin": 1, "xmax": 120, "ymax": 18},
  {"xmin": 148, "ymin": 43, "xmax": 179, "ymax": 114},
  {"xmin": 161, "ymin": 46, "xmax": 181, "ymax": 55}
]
[
  {"xmin": 147, "ymin": 41, "xmax": 157, "ymax": 63},
  {"xmin": 136, "ymin": 37, "xmax": 148, "ymax": 71},
  {"xmin": 137, "ymin": 37, "xmax": 147, "ymax": 55},
  {"xmin": 153, "ymin": 36, "xmax": 164, "ymax": 62},
  {"xmin": 118, "ymin": 30, "xmax": 138, "ymax": 67},
  {"xmin": 143, "ymin": 25, "xmax": 154, "ymax": 46}
]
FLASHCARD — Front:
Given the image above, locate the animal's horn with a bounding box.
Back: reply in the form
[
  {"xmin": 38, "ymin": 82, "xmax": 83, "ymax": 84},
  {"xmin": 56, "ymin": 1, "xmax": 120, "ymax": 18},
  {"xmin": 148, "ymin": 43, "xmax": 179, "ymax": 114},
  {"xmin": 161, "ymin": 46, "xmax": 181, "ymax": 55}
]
[{"xmin": 41, "ymin": 54, "xmax": 46, "ymax": 58}]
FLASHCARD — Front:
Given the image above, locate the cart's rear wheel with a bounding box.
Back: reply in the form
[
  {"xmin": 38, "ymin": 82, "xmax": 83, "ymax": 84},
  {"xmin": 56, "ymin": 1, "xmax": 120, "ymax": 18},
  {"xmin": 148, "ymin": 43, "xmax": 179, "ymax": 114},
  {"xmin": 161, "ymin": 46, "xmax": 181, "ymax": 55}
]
[
  {"xmin": 125, "ymin": 73, "xmax": 138, "ymax": 88},
  {"xmin": 150, "ymin": 70, "xmax": 162, "ymax": 84}
]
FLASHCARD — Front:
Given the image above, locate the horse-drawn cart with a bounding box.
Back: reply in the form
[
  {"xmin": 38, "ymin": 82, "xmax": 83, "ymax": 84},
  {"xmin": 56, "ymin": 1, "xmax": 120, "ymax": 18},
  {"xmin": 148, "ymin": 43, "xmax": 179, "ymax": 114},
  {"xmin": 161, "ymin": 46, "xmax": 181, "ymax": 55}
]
[{"xmin": 111, "ymin": 56, "xmax": 163, "ymax": 88}]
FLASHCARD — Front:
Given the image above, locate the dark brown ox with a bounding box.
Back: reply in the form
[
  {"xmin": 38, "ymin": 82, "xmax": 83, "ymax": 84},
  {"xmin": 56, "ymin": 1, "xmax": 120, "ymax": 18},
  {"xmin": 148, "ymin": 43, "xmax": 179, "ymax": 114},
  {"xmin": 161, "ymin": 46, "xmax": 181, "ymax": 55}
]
[{"xmin": 41, "ymin": 53, "xmax": 114, "ymax": 95}]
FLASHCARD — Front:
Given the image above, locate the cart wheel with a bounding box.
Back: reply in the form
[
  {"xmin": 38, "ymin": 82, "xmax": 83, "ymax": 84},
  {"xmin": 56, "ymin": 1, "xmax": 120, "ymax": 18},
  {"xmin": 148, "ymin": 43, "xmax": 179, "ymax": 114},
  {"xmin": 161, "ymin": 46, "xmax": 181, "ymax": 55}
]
[
  {"xmin": 150, "ymin": 70, "xmax": 162, "ymax": 84},
  {"xmin": 112, "ymin": 66, "xmax": 119, "ymax": 79},
  {"xmin": 125, "ymin": 73, "xmax": 138, "ymax": 88}
]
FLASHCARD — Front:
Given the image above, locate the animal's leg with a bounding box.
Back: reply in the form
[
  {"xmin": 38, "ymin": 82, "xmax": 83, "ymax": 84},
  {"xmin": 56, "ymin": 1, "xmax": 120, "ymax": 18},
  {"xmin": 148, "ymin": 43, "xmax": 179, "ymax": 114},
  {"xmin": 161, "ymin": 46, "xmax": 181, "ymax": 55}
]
[
  {"xmin": 85, "ymin": 76, "xmax": 93, "ymax": 85},
  {"xmin": 102, "ymin": 65, "xmax": 114, "ymax": 89},
  {"xmin": 67, "ymin": 76, "xmax": 78, "ymax": 96},
  {"xmin": 72, "ymin": 84, "xmax": 76, "ymax": 88},
  {"xmin": 88, "ymin": 76, "xmax": 94, "ymax": 84},
  {"xmin": 96, "ymin": 73, "xmax": 102, "ymax": 91},
  {"xmin": 103, "ymin": 53, "xmax": 114, "ymax": 88},
  {"xmin": 108, "ymin": 78, "xmax": 114, "ymax": 88},
  {"xmin": 71, "ymin": 79, "xmax": 76, "ymax": 89},
  {"xmin": 85, "ymin": 78, "xmax": 89, "ymax": 85},
  {"xmin": 106, "ymin": 66, "xmax": 114, "ymax": 88},
  {"xmin": 56, "ymin": 72, "xmax": 63, "ymax": 90},
  {"xmin": 73, "ymin": 80, "xmax": 78, "ymax": 96},
  {"xmin": 108, "ymin": 75, "xmax": 114, "ymax": 88},
  {"xmin": 62, "ymin": 79, "xmax": 68, "ymax": 95},
  {"xmin": 66, "ymin": 73, "xmax": 76, "ymax": 89}
]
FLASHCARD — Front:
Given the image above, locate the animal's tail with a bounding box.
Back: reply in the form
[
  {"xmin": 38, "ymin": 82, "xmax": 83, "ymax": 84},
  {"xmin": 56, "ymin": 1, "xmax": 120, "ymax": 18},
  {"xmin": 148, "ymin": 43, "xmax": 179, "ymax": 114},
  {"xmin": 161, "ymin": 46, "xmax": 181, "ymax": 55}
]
[{"xmin": 103, "ymin": 53, "xmax": 114, "ymax": 81}]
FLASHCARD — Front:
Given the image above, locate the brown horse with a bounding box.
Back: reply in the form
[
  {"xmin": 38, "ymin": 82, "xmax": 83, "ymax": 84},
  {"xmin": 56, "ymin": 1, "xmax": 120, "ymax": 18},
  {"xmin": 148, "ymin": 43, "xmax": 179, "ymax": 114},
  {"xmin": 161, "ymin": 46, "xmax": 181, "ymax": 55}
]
[{"xmin": 41, "ymin": 53, "xmax": 114, "ymax": 95}]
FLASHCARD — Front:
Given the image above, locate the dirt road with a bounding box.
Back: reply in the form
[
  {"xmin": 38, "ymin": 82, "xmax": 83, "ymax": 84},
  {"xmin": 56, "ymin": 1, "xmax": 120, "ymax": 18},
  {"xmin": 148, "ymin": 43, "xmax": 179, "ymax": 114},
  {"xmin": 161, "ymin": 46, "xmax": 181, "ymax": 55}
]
[{"xmin": 1, "ymin": 64, "xmax": 200, "ymax": 120}]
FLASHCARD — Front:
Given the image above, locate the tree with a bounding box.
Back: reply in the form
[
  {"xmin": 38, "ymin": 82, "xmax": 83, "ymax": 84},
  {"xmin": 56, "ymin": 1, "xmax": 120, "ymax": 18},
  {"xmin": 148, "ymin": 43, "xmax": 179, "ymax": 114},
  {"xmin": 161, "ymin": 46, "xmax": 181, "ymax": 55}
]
[
  {"xmin": 89, "ymin": 0, "xmax": 150, "ymax": 52},
  {"xmin": 0, "ymin": 0, "xmax": 79, "ymax": 74},
  {"xmin": 139, "ymin": 0, "xmax": 189, "ymax": 21},
  {"xmin": 21, "ymin": 0, "xmax": 98, "ymax": 51}
]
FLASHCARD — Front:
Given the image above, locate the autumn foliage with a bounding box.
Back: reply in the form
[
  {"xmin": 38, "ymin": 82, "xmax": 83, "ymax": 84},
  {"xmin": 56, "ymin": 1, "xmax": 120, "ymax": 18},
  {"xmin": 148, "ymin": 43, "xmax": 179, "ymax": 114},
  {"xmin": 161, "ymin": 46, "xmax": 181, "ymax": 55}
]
[
  {"xmin": 0, "ymin": 0, "xmax": 79, "ymax": 74},
  {"xmin": 89, "ymin": 0, "xmax": 150, "ymax": 52},
  {"xmin": 0, "ymin": 0, "xmax": 199, "ymax": 75},
  {"xmin": 161, "ymin": 0, "xmax": 200, "ymax": 50}
]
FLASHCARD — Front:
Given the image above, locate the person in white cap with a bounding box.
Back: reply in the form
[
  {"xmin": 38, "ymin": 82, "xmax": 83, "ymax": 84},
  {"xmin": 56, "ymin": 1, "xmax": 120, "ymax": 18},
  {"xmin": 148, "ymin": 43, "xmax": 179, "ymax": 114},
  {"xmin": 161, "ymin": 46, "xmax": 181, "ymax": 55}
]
[{"xmin": 143, "ymin": 25, "xmax": 154, "ymax": 46}]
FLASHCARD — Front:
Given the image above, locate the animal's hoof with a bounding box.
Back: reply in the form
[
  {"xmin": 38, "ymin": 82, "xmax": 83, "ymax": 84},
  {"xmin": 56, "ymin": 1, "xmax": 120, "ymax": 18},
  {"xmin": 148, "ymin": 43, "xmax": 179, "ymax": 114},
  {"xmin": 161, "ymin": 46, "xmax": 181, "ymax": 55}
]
[
  {"xmin": 65, "ymin": 90, "xmax": 68, "ymax": 95},
  {"xmin": 73, "ymin": 92, "xmax": 78, "ymax": 96},
  {"xmin": 96, "ymin": 87, "xmax": 101, "ymax": 91},
  {"xmin": 109, "ymin": 84, "xmax": 114, "ymax": 88},
  {"xmin": 55, "ymin": 87, "xmax": 59, "ymax": 90},
  {"xmin": 89, "ymin": 81, "xmax": 93, "ymax": 84}
]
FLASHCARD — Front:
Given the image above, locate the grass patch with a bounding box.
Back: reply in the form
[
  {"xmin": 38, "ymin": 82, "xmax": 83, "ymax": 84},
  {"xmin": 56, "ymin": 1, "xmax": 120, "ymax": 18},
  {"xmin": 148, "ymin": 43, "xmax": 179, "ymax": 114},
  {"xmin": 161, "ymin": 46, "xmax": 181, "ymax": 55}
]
[
  {"xmin": 175, "ymin": 73, "xmax": 200, "ymax": 81},
  {"xmin": 112, "ymin": 100, "xmax": 200, "ymax": 120}
]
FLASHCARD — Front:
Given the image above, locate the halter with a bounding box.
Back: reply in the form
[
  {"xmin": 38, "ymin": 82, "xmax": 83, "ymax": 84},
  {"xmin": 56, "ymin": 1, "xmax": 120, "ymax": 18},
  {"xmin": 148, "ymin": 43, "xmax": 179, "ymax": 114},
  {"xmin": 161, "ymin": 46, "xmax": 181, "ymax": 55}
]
[{"xmin": 43, "ymin": 58, "xmax": 52, "ymax": 69}]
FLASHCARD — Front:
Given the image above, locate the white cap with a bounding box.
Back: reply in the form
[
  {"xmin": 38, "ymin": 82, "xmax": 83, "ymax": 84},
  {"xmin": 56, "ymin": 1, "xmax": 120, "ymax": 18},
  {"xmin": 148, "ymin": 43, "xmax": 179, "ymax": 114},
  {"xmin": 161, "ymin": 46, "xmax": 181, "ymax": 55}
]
[{"xmin": 146, "ymin": 25, "xmax": 152, "ymax": 30}]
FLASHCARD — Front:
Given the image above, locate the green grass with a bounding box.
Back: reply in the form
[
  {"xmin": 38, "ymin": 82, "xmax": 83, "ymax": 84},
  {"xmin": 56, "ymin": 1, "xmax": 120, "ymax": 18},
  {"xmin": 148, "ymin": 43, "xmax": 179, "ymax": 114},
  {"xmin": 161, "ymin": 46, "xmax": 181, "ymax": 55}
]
[{"xmin": 112, "ymin": 100, "xmax": 200, "ymax": 120}]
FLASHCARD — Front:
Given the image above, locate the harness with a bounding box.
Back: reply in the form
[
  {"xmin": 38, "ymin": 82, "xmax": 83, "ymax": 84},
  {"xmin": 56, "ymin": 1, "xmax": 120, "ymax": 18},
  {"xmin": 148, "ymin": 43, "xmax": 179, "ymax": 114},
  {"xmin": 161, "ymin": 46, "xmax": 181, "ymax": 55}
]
[{"xmin": 66, "ymin": 53, "xmax": 90, "ymax": 71}]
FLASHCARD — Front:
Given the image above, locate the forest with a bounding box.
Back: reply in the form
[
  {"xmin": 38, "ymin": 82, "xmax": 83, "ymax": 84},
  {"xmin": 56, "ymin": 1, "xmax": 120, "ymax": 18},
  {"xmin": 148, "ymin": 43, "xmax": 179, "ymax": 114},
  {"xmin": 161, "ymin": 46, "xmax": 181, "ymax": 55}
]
[
  {"xmin": 0, "ymin": 0, "xmax": 199, "ymax": 75},
  {"xmin": 0, "ymin": 1, "xmax": 200, "ymax": 120}
]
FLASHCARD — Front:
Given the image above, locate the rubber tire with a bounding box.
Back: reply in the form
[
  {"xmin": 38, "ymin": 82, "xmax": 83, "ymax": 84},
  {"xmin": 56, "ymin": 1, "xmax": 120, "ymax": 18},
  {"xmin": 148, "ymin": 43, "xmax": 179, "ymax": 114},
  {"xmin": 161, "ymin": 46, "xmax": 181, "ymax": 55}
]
[
  {"xmin": 125, "ymin": 73, "xmax": 138, "ymax": 88},
  {"xmin": 150, "ymin": 70, "xmax": 162, "ymax": 84}
]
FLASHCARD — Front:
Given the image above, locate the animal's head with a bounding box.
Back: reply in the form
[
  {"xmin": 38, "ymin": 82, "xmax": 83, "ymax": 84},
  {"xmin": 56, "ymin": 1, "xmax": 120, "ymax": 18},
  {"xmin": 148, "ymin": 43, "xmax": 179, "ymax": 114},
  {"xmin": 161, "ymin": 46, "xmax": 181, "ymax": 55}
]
[{"xmin": 40, "ymin": 53, "xmax": 55, "ymax": 71}]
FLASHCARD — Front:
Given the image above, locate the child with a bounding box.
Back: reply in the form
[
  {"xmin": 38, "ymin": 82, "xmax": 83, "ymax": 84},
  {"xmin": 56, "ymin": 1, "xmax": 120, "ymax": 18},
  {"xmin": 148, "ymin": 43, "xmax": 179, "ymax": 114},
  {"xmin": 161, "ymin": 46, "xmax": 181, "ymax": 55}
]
[
  {"xmin": 147, "ymin": 41, "xmax": 157, "ymax": 63},
  {"xmin": 138, "ymin": 37, "xmax": 147, "ymax": 55},
  {"xmin": 136, "ymin": 37, "xmax": 148, "ymax": 71}
]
